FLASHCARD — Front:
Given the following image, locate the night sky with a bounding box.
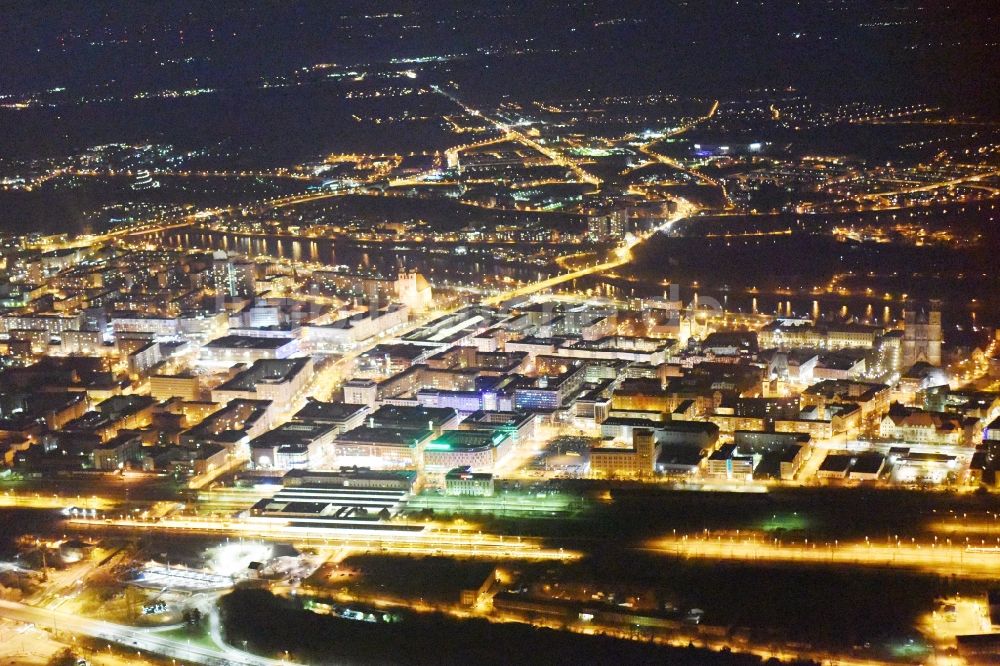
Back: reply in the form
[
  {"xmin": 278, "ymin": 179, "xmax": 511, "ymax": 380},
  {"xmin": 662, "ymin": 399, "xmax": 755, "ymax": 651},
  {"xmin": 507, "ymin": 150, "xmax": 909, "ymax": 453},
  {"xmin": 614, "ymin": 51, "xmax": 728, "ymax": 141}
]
[{"xmin": 1, "ymin": 1, "xmax": 997, "ymax": 110}]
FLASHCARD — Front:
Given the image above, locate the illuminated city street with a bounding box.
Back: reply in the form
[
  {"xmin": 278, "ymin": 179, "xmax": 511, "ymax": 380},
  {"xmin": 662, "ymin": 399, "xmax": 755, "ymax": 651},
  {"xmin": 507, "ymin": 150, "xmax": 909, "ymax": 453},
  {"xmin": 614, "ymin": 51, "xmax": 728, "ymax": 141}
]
[
  {"xmin": 1, "ymin": 3, "xmax": 999, "ymax": 665},
  {"xmin": 0, "ymin": 598, "xmax": 287, "ymax": 666},
  {"xmin": 652, "ymin": 532, "xmax": 1000, "ymax": 578}
]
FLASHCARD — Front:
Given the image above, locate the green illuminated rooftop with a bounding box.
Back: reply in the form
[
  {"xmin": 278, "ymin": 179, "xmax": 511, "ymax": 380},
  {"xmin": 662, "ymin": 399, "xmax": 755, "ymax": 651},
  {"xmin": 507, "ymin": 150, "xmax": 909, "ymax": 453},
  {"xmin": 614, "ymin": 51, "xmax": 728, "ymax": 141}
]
[{"xmin": 427, "ymin": 429, "xmax": 511, "ymax": 452}]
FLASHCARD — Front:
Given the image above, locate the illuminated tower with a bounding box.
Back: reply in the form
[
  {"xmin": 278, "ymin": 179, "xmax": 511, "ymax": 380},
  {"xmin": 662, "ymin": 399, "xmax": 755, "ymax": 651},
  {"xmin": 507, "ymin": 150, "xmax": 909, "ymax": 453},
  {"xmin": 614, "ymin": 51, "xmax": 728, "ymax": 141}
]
[
  {"xmin": 211, "ymin": 251, "xmax": 255, "ymax": 298},
  {"xmin": 394, "ymin": 271, "xmax": 433, "ymax": 311},
  {"xmin": 902, "ymin": 300, "xmax": 942, "ymax": 367},
  {"xmin": 132, "ymin": 169, "xmax": 160, "ymax": 190},
  {"xmin": 633, "ymin": 428, "xmax": 658, "ymax": 475}
]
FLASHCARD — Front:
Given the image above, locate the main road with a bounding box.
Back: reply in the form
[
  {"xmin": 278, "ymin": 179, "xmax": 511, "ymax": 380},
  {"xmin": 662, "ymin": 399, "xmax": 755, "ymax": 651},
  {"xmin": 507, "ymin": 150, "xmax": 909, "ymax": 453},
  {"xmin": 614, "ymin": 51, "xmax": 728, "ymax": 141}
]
[{"xmin": 68, "ymin": 515, "xmax": 577, "ymax": 561}]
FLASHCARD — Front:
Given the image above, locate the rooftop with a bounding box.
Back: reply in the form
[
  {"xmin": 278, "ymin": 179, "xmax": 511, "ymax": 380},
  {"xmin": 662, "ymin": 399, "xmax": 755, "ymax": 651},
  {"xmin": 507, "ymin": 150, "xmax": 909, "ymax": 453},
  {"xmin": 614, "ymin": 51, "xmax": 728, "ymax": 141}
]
[
  {"xmin": 204, "ymin": 335, "xmax": 296, "ymax": 350},
  {"xmin": 335, "ymin": 426, "xmax": 433, "ymax": 448},
  {"xmin": 293, "ymin": 400, "xmax": 369, "ymax": 423},
  {"xmin": 216, "ymin": 358, "xmax": 310, "ymax": 392},
  {"xmin": 368, "ymin": 404, "xmax": 458, "ymax": 429}
]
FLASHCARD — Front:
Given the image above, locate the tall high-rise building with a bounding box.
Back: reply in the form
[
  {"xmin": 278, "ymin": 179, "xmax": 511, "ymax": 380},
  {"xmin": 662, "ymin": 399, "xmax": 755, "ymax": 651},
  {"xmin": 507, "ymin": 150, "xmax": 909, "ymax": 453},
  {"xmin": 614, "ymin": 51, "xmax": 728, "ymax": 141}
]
[
  {"xmin": 211, "ymin": 252, "xmax": 256, "ymax": 298},
  {"xmin": 586, "ymin": 208, "xmax": 628, "ymax": 241},
  {"xmin": 902, "ymin": 301, "xmax": 942, "ymax": 367}
]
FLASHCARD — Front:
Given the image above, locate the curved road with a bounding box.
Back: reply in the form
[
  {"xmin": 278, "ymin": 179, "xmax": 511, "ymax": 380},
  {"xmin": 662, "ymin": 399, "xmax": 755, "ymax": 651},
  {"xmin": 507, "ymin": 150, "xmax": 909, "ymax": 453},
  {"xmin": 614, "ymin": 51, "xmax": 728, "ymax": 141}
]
[{"xmin": 0, "ymin": 598, "xmax": 286, "ymax": 666}]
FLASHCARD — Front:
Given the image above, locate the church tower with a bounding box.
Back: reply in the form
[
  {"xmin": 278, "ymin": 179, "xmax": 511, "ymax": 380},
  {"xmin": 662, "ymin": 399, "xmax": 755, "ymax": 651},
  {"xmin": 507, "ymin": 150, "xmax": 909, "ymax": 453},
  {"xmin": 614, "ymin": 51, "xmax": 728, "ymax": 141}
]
[{"xmin": 902, "ymin": 300, "xmax": 942, "ymax": 367}]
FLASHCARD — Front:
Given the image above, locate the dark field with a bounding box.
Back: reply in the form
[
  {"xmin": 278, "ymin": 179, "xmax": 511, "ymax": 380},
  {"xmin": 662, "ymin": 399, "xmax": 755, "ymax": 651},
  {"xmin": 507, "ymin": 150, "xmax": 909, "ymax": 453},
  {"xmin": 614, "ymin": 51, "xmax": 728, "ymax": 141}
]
[{"xmin": 495, "ymin": 485, "xmax": 1000, "ymax": 543}]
